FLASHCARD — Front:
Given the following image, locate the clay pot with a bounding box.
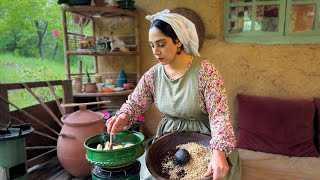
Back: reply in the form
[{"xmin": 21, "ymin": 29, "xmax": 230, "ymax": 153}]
[
  {"xmin": 84, "ymin": 82, "xmax": 97, "ymax": 93},
  {"xmin": 57, "ymin": 105, "xmax": 105, "ymax": 177},
  {"xmin": 74, "ymin": 77, "xmax": 83, "ymax": 93},
  {"xmin": 94, "ymin": 0, "xmax": 106, "ymax": 6},
  {"xmin": 72, "ymin": 13, "xmax": 90, "ymax": 27}
]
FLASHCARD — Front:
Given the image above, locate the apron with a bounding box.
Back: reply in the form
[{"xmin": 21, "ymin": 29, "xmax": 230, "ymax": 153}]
[{"xmin": 140, "ymin": 57, "xmax": 241, "ymax": 180}]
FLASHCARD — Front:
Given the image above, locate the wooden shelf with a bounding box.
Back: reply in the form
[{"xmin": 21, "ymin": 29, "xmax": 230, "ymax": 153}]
[
  {"xmin": 67, "ymin": 49, "xmax": 139, "ymax": 56},
  {"xmin": 60, "ymin": 4, "xmax": 141, "ymax": 83},
  {"xmin": 74, "ymin": 89, "xmax": 134, "ymax": 97},
  {"xmin": 61, "ymin": 5, "xmax": 136, "ymax": 17}
]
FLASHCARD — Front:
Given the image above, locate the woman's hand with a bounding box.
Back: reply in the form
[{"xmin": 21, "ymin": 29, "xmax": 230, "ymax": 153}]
[
  {"xmin": 203, "ymin": 150, "xmax": 229, "ymax": 180},
  {"xmin": 106, "ymin": 113, "xmax": 129, "ymax": 135}
]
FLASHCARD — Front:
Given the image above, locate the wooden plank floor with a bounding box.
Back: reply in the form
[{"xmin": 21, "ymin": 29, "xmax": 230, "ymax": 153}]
[{"xmin": 28, "ymin": 157, "xmax": 91, "ymax": 180}]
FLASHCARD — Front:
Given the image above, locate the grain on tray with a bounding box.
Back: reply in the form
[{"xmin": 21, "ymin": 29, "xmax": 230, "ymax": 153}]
[{"xmin": 161, "ymin": 142, "xmax": 211, "ymax": 180}]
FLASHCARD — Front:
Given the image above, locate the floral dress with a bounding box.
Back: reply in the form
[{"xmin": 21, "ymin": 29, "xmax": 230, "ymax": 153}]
[{"xmin": 118, "ymin": 56, "xmax": 241, "ymax": 179}]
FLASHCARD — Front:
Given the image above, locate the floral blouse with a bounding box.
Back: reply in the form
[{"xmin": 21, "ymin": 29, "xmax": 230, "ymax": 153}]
[{"xmin": 117, "ymin": 59, "xmax": 236, "ymax": 154}]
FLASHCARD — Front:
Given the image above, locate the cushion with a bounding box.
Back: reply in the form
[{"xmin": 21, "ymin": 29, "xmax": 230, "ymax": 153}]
[
  {"xmin": 314, "ymin": 98, "xmax": 320, "ymax": 152},
  {"xmin": 237, "ymin": 94, "xmax": 318, "ymax": 157}
]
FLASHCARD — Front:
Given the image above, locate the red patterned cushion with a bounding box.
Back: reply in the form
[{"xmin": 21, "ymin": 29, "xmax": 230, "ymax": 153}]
[
  {"xmin": 237, "ymin": 94, "xmax": 318, "ymax": 157},
  {"xmin": 314, "ymin": 98, "xmax": 320, "ymax": 152}
]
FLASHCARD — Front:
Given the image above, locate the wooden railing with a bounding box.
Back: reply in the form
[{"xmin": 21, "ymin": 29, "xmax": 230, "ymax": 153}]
[{"xmin": 0, "ymin": 80, "xmax": 73, "ymax": 168}]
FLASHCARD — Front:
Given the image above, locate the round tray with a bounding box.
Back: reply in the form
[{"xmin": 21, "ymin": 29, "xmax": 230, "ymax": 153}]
[
  {"xmin": 84, "ymin": 131, "xmax": 144, "ymax": 168},
  {"xmin": 146, "ymin": 131, "xmax": 211, "ymax": 179}
]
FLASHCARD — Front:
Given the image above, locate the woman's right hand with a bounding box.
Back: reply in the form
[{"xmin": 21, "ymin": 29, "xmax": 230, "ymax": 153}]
[{"xmin": 106, "ymin": 113, "xmax": 129, "ymax": 135}]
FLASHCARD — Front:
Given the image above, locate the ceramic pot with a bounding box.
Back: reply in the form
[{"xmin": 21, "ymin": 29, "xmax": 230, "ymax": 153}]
[
  {"xmin": 72, "ymin": 13, "xmax": 90, "ymax": 27},
  {"xmin": 57, "ymin": 105, "xmax": 105, "ymax": 177},
  {"xmin": 74, "ymin": 77, "xmax": 82, "ymax": 93},
  {"xmin": 117, "ymin": 69, "xmax": 127, "ymax": 88},
  {"xmin": 84, "ymin": 82, "xmax": 97, "ymax": 93}
]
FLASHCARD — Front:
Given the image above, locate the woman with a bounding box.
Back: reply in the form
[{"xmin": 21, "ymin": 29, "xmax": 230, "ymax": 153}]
[{"xmin": 106, "ymin": 9, "xmax": 241, "ymax": 180}]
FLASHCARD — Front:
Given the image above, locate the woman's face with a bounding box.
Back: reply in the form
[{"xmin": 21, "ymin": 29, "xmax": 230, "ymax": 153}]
[{"xmin": 149, "ymin": 26, "xmax": 179, "ymax": 65}]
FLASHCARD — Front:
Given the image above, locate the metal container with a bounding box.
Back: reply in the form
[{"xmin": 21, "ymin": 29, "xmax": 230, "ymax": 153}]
[
  {"xmin": 0, "ymin": 124, "xmax": 33, "ymax": 180},
  {"xmin": 91, "ymin": 161, "xmax": 141, "ymax": 180},
  {"xmin": 84, "ymin": 131, "xmax": 144, "ymax": 168}
]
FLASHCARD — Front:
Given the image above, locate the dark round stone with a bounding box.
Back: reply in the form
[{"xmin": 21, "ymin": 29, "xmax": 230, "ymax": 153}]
[{"xmin": 174, "ymin": 149, "xmax": 191, "ymax": 166}]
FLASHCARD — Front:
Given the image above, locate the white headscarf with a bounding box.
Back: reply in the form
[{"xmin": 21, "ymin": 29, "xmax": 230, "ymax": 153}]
[{"xmin": 146, "ymin": 9, "xmax": 200, "ymax": 57}]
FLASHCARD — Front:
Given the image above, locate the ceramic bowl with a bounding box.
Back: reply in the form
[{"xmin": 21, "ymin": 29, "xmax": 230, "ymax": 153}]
[
  {"xmin": 105, "ymin": 79, "xmax": 113, "ymax": 85},
  {"xmin": 96, "ymin": 83, "xmax": 105, "ymax": 91},
  {"xmin": 123, "ymin": 83, "xmax": 132, "ymax": 89}
]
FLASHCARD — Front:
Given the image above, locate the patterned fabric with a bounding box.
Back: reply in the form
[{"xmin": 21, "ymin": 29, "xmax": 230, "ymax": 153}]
[{"xmin": 118, "ymin": 59, "xmax": 236, "ymax": 154}]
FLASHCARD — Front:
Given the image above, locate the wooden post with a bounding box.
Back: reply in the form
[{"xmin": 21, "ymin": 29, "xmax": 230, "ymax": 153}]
[
  {"xmin": 78, "ymin": 60, "xmax": 83, "ymax": 78},
  {"xmin": 61, "ymin": 8, "xmax": 71, "ymax": 79},
  {"xmin": 62, "ymin": 80, "xmax": 74, "ymax": 114},
  {"xmin": 92, "ymin": 18, "xmax": 99, "ymax": 74},
  {"xmin": 134, "ymin": 14, "xmax": 141, "ymax": 80},
  {"xmin": 0, "ymin": 84, "xmax": 10, "ymax": 128}
]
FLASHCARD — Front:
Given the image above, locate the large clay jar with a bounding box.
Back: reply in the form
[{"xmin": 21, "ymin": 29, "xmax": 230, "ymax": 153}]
[{"xmin": 57, "ymin": 105, "xmax": 105, "ymax": 177}]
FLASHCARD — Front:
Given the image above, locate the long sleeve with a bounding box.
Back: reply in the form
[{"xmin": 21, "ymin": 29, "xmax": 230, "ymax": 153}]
[
  {"xmin": 199, "ymin": 60, "xmax": 236, "ymax": 154},
  {"xmin": 117, "ymin": 67, "xmax": 156, "ymax": 124}
]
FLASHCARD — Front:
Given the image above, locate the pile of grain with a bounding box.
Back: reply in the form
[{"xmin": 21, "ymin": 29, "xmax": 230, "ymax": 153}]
[{"xmin": 161, "ymin": 142, "xmax": 211, "ymax": 180}]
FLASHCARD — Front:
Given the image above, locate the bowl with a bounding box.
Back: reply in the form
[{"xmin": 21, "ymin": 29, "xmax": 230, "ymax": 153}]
[
  {"xmin": 105, "ymin": 79, "xmax": 113, "ymax": 85},
  {"xmin": 146, "ymin": 131, "xmax": 212, "ymax": 180},
  {"xmin": 84, "ymin": 131, "xmax": 144, "ymax": 168},
  {"xmin": 96, "ymin": 83, "xmax": 105, "ymax": 91},
  {"xmin": 123, "ymin": 83, "xmax": 132, "ymax": 90}
]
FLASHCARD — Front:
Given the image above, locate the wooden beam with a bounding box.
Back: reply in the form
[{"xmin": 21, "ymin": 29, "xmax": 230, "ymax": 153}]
[
  {"xmin": 62, "ymin": 9, "xmax": 71, "ymax": 79},
  {"xmin": 78, "ymin": 60, "xmax": 82, "ymax": 78},
  {"xmin": 0, "ymin": 84, "xmax": 10, "ymax": 128},
  {"xmin": 62, "ymin": 80, "xmax": 74, "ymax": 114},
  {"xmin": 61, "ymin": 5, "xmax": 137, "ymax": 17},
  {"xmin": 0, "ymin": 95, "xmax": 60, "ymax": 136},
  {"xmin": 22, "ymin": 83, "xmax": 63, "ymax": 127},
  {"xmin": 26, "ymin": 146, "xmax": 56, "ymax": 150},
  {"xmin": 33, "ymin": 131, "xmax": 58, "ymax": 141},
  {"xmin": 46, "ymin": 81, "xmax": 65, "ymax": 116},
  {"xmin": 1, "ymin": 80, "xmax": 65, "ymax": 90},
  {"xmin": 27, "ymin": 149, "xmax": 57, "ymax": 169}
]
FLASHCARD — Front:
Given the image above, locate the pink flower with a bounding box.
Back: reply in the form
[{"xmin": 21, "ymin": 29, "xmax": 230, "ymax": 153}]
[
  {"xmin": 52, "ymin": 29, "xmax": 60, "ymax": 37},
  {"xmin": 136, "ymin": 115, "xmax": 145, "ymax": 123},
  {"xmin": 101, "ymin": 110, "xmax": 111, "ymax": 119}
]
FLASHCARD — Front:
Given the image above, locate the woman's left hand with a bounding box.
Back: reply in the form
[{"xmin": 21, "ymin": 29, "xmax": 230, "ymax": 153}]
[{"xmin": 203, "ymin": 150, "xmax": 229, "ymax": 180}]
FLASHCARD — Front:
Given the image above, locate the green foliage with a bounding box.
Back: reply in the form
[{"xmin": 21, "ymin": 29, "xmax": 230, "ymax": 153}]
[
  {"xmin": 86, "ymin": 65, "xmax": 91, "ymax": 83},
  {"xmin": 0, "ymin": 0, "xmax": 94, "ymax": 61},
  {"xmin": 0, "ymin": 0, "xmax": 64, "ymax": 60},
  {"xmin": 0, "ymin": 54, "xmax": 65, "ymax": 109},
  {"xmin": 0, "ymin": 53, "xmax": 94, "ymax": 110},
  {"xmin": 18, "ymin": 66, "xmax": 63, "ymax": 102}
]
